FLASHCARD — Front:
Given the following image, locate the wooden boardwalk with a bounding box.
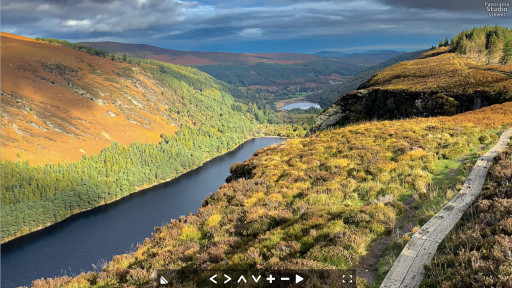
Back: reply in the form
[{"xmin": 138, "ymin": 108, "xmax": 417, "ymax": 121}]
[{"xmin": 380, "ymin": 128, "xmax": 512, "ymax": 288}]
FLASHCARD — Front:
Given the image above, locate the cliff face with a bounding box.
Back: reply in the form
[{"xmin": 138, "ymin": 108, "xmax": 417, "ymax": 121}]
[
  {"xmin": 314, "ymin": 88, "xmax": 508, "ymax": 131},
  {"xmin": 313, "ymin": 51, "xmax": 512, "ymax": 131}
]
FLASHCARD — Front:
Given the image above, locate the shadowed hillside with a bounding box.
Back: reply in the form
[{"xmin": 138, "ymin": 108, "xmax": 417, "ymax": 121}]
[{"xmin": 78, "ymin": 41, "xmax": 322, "ymax": 66}]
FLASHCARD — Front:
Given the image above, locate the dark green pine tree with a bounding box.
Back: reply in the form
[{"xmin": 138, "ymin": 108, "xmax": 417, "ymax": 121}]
[
  {"xmin": 487, "ymin": 34, "xmax": 499, "ymax": 63},
  {"xmin": 501, "ymin": 40, "xmax": 512, "ymax": 65},
  {"xmin": 456, "ymin": 34, "xmax": 468, "ymax": 55}
]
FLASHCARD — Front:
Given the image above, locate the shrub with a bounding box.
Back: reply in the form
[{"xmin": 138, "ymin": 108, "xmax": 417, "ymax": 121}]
[{"xmin": 179, "ymin": 226, "xmax": 202, "ymax": 241}]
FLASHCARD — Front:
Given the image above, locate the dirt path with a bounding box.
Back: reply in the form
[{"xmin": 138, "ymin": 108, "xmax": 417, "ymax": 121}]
[
  {"xmin": 356, "ymin": 198, "xmax": 415, "ymax": 285},
  {"xmin": 380, "ymin": 127, "xmax": 512, "ymax": 288},
  {"xmin": 485, "ymin": 68, "xmax": 512, "ymax": 77}
]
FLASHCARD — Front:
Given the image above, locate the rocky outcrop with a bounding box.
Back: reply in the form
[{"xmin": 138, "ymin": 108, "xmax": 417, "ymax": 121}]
[{"xmin": 313, "ymin": 88, "xmax": 511, "ymax": 132}]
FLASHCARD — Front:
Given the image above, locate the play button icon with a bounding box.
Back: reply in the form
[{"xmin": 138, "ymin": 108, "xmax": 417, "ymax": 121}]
[{"xmin": 295, "ymin": 274, "xmax": 304, "ymax": 283}]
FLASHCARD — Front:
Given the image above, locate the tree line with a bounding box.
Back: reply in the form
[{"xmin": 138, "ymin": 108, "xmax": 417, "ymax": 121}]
[{"xmin": 450, "ymin": 25, "xmax": 512, "ymax": 64}]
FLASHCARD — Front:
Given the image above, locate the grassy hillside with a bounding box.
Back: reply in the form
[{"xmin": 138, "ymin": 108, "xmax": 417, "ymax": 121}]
[
  {"xmin": 31, "ymin": 102, "xmax": 512, "ymax": 287},
  {"xmin": 314, "ymin": 41, "xmax": 512, "ymax": 131},
  {"xmin": 0, "ymin": 33, "xmax": 262, "ymax": 243},
  {"xmin": 422, "ymin": 142, "xmax": 512, "ymax": 287}
]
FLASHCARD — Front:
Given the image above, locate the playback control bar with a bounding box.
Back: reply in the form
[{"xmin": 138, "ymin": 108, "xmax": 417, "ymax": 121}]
[{"xmin": 155, "ymin": 269, "xmax": 356, "ymax": 287}]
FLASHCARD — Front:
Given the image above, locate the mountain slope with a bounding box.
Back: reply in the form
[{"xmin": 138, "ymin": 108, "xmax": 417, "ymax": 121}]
[
  {"xmin": 1, "ymin": 32, "xmax": 259, "ymax": 243},
  {"xmin": 78, "ymin": 41, "xmax": 322, "ymax": 66},
  {"xmin": 1, "ymin": 33, "xmax": 178, "ymax": 164},
  {"xmin": 195, "ymin": 60, "xmax": 365, "ymax": 88},
  {"xmin": 314, "ymin": 48, "xmax": 512, "ymax": 131}
]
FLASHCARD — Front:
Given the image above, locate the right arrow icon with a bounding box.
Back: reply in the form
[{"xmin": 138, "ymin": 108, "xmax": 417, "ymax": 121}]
[
  {"xmin": 224, "ymin": 274, "xmax": 232, "ymax": 283},
  {"xmin": 295, "ymin": 274, "xmax": 304, "ymax": 283}
]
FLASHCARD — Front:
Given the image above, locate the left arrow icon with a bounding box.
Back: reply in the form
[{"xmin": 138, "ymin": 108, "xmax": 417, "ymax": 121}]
[
  {"xmin": 224, "ymin": 274, "xmax": 232, "ymax": 283},
  {"xmin": 159, "ymin": 276, "xmax": 168, "ymax": 285},
  {"xmin": 209, "ymin": 274, "xmax": 218, "ymax": 284}
]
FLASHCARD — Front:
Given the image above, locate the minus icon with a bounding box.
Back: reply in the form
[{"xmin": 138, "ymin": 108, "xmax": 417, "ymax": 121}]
[{"xmin": 281, "ymin": 277, "xmax": 290, "ymax": 281}]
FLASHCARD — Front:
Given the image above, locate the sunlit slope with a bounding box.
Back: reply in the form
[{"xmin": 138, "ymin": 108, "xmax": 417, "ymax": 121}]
[
  {"xmin": 31, "ymin": 102, "xmax": 512, "ymax": 288},
  {"xmin": 1, "ymin": 33, "xmax": 182, "ymax": 164},
  {"xmin": 361, "ymin": 50, "xmax": 511, "ymax": 93},
  {"xmin": 314, "ymin": 48, "xmax": 512, "ymax": 131}
]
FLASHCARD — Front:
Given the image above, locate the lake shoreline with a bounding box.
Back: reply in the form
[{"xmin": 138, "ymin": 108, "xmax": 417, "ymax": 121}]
[
  {"xmin": 1, "ymin": 135, "xmax": 286, "ymax": 245},
  {"xmin": 274, "ymin": 98, "xmax": 321, "ymax": 110}
]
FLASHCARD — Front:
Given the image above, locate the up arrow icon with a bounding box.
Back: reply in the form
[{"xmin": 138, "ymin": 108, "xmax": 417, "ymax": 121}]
[{"xmin": 238, "ymin": 275, "xmax": 247, "ymax": 283}]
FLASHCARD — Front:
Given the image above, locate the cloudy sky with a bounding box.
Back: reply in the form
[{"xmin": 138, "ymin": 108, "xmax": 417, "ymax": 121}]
[{"xmin": 2, "ymin": 0, "xmax": 512, "ymax": 53}]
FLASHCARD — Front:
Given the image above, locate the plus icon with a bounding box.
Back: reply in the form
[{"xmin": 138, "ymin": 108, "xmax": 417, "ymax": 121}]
[{"xmin": 266, "ymin": 274, "xmax": 276, "ymax": 283}]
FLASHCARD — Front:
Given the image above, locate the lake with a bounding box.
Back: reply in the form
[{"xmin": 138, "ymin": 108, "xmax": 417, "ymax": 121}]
[
  {"xmin": 282, "ymin": 102, "xmax": 321, "ymax": 110},
  {"xmin": 1, "ymin": 137, "xmax": 285, "ymax": 288}
]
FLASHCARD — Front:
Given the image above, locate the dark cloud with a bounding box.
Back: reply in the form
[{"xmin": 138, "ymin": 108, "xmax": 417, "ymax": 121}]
[
  {"xmin": 378, "ymin": 0, "xmax": 488, "ymax": 11},
  {"xmin": 2, "ymin": 0, "xmax": 511, "ymax": 52}
]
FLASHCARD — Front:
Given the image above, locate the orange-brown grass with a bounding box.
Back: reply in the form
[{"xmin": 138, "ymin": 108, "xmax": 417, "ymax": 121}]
[
  {"xmin": 434, "ymin": 101, "xmax": 512, "ymax": 129},
  {"xmin": 418, "ymin": 46, "xmax": 453, "ymax": 59},
  {"xmin": 31, "ymin": 101, "xmax": 512, "ymax": 288},
  {"xmin": 362, "ymin": 52, "xmax": 512, "ymax": 93},
  {"xmin": 1, "ymin": 32, "xmax": 178, "ymax": 165}
]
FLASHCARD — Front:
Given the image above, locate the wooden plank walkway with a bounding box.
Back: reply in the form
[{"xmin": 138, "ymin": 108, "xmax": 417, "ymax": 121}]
[{"xmin": 380, "ymin": 127, "xmax": 512, "ymax": 288}]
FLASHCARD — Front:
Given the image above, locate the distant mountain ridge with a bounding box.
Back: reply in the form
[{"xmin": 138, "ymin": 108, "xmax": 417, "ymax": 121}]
[
  {"xmin": 78, "ymin": 41, "xmax": 322, "ymax": 66},
  {"xmin": 314, "ymin": 50, "xmax": 348, "ymax": 58},
  {"xmin": 314, "ymin": 49, "xmax": 406, "ymax": 60},
  {"xmin": 340, "ymin": 50, "xmax": 406, "ymax": 61}
]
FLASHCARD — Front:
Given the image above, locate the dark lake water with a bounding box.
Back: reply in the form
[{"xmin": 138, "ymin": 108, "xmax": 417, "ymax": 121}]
[
  {"xmin": 282, "ymin": 102, "xmax": 321, "ymax": 110},
  {"xmin": 1, "ymin": 137, "xmax": 285, "ymax": 288}
]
